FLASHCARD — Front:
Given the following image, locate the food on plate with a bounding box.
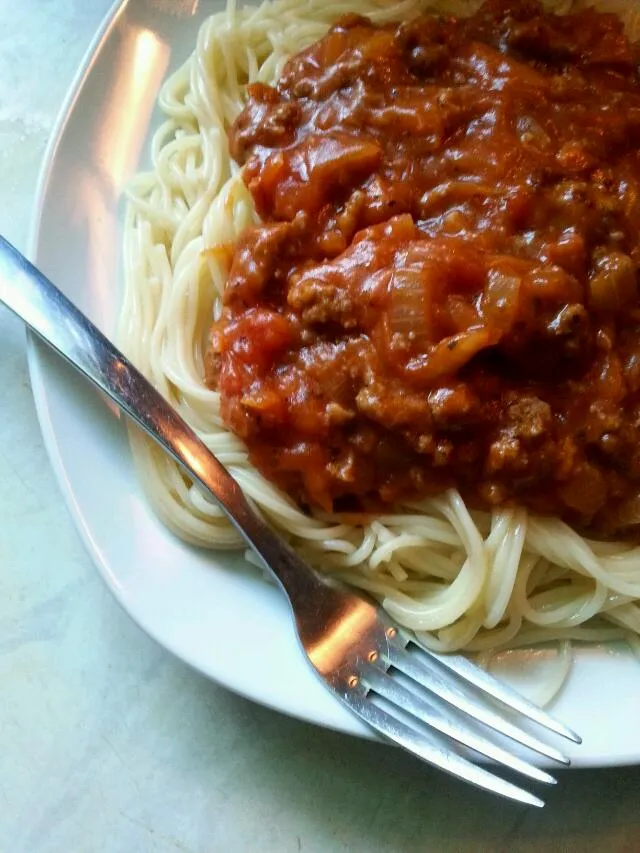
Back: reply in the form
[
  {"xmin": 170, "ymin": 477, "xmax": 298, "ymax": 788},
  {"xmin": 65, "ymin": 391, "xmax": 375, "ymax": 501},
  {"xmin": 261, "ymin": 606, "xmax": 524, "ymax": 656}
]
[
  {"xmin": 121, "ymin": 0, "xmax": 640, "ymax": 677},
  {"xmin": 219, "ymin": 5, "xmax": 640, "ymax": 536}
]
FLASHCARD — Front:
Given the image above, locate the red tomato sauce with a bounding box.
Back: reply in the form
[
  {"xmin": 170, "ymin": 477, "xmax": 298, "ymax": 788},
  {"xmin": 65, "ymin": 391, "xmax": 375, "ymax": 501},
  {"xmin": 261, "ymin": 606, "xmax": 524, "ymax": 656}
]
[{"xmin": 208, "ymin": 0, "xmax": 640, "ymax": 535}]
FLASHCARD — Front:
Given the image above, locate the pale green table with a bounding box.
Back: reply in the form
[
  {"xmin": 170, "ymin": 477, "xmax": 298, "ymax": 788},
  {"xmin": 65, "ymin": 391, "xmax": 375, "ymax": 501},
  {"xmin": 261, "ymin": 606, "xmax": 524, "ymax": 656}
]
[{"xmin": 1, "ymin": 2, "xmax": 640, "ymax": 851}]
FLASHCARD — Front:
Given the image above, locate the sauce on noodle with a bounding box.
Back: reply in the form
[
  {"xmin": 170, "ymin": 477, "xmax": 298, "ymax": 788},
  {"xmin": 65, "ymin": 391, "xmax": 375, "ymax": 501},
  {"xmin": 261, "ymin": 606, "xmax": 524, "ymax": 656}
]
[{"xmin": 208, "ymin": 0, "xmax": 640, "ymax": 535}]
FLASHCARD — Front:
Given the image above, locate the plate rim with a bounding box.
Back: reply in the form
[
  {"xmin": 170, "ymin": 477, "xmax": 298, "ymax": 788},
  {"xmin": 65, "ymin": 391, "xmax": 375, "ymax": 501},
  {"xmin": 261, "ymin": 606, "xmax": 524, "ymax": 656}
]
[{"xmin": 24, "ymin": 0, "xmax": 640, "ymax": 769}]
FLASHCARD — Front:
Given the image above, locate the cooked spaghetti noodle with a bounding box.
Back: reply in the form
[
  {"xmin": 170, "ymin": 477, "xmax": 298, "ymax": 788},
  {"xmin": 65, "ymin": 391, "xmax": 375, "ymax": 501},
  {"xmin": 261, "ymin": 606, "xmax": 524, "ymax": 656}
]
[{"xmin": 120, "ymin": 0, "xmax": 640, "ymax": 666}]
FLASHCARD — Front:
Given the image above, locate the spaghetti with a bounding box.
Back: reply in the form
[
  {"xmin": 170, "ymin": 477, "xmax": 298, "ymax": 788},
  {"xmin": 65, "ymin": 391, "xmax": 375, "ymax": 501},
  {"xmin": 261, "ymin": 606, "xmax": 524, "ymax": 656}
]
[{"xmin": 120, "ymin": 0, "xmax": 640, "ymax": 665}]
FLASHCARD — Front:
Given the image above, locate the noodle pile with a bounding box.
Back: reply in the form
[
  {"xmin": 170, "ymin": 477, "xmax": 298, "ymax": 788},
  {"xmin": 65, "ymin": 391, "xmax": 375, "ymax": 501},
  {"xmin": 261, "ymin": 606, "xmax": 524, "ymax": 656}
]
[{"xmin": 119, "ymin": 0, "xmax": 640, "ymax": 675}]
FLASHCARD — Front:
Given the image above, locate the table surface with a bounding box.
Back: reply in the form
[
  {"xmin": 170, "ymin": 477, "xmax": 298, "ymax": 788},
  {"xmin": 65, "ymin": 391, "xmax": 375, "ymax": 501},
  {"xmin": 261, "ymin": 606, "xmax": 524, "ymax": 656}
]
[{"xmin": 3, "ymin": 2, "xmax": 640, "ymax": 851}]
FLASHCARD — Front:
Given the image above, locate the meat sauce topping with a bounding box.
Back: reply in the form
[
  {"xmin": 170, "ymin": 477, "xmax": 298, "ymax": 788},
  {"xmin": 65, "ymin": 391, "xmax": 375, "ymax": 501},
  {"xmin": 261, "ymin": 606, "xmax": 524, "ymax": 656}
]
[{"xmin": 209, "ymin": 0, "xmax": 640, "ymax": 535}]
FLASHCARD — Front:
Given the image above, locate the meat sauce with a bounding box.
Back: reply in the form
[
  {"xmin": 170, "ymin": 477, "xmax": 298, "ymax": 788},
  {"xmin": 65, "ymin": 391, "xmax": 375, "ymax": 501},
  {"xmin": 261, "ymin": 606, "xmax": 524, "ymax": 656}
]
[{"xmin": 208, "ymin": 0, "xmax": 640, "ymax": 535}]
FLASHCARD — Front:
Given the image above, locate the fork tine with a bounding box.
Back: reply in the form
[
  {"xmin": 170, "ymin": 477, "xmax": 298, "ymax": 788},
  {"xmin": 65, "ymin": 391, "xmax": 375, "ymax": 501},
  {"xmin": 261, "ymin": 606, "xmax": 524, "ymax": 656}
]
[
  {"xmin": 410, "ymin": 640, "xmax": 581, "ymax": 744},
  {"xmin": 366, "ymin": 668, "xmax": 557, "ymax": 785},
  {"xmin": 350, "ymin": 692, "xmax": 545, "ymax": 807},
  {"xmin": 385, "ymin": 645, "xmax": 571, "ymax": 765}
]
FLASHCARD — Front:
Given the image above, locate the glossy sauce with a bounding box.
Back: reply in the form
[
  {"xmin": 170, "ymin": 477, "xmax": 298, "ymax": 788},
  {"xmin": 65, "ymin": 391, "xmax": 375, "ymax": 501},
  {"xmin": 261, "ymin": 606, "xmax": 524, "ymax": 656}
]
[{"xmin": 209, "ymin": 0, "xmax": 640, "ymax": 535}]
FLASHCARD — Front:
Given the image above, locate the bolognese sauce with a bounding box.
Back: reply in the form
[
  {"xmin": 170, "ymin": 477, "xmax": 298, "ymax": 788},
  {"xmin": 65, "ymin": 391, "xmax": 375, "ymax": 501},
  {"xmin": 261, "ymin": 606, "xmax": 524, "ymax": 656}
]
[{"xmin": 208, "ymin": 0, "xmax": 640, "ymax": 534}]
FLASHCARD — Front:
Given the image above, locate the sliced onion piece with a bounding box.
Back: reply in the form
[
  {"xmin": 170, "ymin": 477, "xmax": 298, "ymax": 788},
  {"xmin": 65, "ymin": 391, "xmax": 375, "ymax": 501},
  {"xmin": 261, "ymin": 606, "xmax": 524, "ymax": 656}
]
[
  {"xmin": 481, "ymin": 267, "xmax": 521, "ymax": 333},
  {"xmin": 388, "ymin": 266, "xmax": 434, "ymax": 342}
]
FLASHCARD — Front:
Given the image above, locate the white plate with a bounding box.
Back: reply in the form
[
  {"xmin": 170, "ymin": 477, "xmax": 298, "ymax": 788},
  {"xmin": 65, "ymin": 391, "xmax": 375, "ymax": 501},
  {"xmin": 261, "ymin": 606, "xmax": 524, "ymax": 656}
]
[{"xmin": 28, "ymin": 0, "xmax": 640, "ymax": 767}]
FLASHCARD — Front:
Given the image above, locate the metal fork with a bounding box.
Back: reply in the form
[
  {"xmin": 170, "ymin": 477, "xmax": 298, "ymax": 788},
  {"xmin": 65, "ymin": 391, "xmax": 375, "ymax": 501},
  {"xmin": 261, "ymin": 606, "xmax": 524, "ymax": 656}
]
[{"xmin": 0, "ymin": 235, "xmax": 581, "ymax": 807}]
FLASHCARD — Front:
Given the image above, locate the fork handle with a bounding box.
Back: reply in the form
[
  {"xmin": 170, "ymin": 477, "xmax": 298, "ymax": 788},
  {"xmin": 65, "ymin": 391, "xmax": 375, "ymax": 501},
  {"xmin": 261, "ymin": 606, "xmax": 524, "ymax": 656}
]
[{"xmin": 0, "ymin": 235, "xmax": 326, "ymax": 607}]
